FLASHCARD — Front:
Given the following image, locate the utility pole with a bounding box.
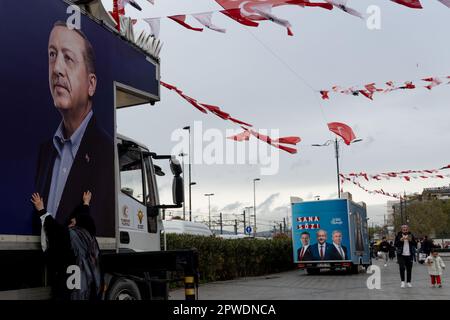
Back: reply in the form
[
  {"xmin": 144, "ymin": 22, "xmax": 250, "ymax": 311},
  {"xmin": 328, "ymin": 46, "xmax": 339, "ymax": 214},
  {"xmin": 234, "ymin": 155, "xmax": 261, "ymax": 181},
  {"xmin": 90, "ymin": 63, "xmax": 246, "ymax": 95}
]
[
  {"xmin": 242, "ymin": 210, "xmax": 246, "ymax": 234},
  {"xmin": 234, "ymin": 219, "xmax": 238, "ymax": 235},
  {"xmin": 334, "ymin": 137, "xmax": 341, "ymax": 198},
  {"xmin": 283, "ymin": 218, "xmax": 286, "ymax": 234},
  {"xmin": 404, "ymin": 192, "xmax": 408, "ymax": 223},
  {"xmin": 204, "ymin": 193, "xmax": 214, "ymax": 229},
  {"xmin": 400, "ymin": 196, "xmax": 404, "ymax": 225},
  {"xmin": 219, "ymin": 212, "xmax": 223, "ymax": 235},
  {"xmin": 253, "ymin": 178, "xmax": 260, "ymax": 237},
  {"xmin": 279, "ymin": 223, "xmax": 283, "ymax": 234}
]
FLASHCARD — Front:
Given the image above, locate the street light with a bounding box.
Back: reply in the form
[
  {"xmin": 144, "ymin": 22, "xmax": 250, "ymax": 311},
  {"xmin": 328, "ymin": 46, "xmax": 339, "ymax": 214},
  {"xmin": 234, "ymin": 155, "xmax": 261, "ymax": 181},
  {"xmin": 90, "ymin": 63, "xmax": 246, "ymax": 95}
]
[
  {"xmin": 178, "ymin": 152, "xmax": 187, "ymax": 220},
  {"xmin": 253, "ymin": 178, "xmax": 260, "ymax": 237},
  {"xmin": 312, "ymin": 137, "xmax": 362, "ymax": 198},
  {"xmin": 189, "ymin": 182, "xmax": 197, "ymax": 221},
  {"xmin": 204, "ymin": 193, "xmax": 214, "ymax": 229},
  {"xmin": 183, "ymin": 126, "xmax": 193, "ymax": 222}
]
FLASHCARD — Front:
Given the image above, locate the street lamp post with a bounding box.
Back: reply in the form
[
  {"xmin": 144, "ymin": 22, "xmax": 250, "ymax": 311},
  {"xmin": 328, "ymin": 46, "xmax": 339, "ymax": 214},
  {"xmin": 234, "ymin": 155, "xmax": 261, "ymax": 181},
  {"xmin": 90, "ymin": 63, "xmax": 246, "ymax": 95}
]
[
  {"xmin": 189, "ymin": 182, "xmax": 196, "ymax": 221},
  {"xmin": 178, "ymin": 152, "xmax": 187, "ymax": 220},
  {"xmin": 204, "ymin": 193, "xmax": 214, "ymax": 229},
  {"xmin": 253, "ymin": 178, "xmax": 260, "ymax": 237},
  {"xmin": 312, "ymin": 138, "xmax": 362, "ymax": 199},
  {"xmin": 183, "ymin": 126, "xmax": 192, "ymax": 222}
]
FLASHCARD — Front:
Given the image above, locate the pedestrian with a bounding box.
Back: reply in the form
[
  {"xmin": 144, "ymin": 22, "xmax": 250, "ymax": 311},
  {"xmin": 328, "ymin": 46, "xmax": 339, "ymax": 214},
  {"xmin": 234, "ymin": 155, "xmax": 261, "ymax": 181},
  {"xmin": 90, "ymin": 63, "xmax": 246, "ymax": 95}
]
[
  {"xmin": 31, "ymin": 191, "xmax": 101, "ymax": 300},
  {"xmin": 394, "ymin": 225, "xmax": 417, "ymax": 288},
  {"xmin": 388, "ymin": 241, "xmax": 396, "ymax": 261},
  {"xmin": 379, "ymin": 237, "xmax": 390, "ymax": 267},
  {"xmin": 425, "ymin": 249, "xmax": 446, "ymax": 288},
  {"xmin": 422, "ymin": 235, "xmax": 432, "ymax": 256}
]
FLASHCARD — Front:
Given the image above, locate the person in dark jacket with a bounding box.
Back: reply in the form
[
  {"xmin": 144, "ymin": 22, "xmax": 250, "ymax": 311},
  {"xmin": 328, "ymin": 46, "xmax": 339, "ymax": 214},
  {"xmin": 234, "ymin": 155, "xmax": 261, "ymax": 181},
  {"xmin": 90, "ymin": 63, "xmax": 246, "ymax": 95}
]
[
  {"xmin": 379, "ymin": 237, "xmax": 390, "ymax": 267},
  {"xmin": 388, "ymin": 241, "xmax": 396, "ymax": 260},
  {"xmin": 31, "ymin": 191, "xmax": 101, "ymax": 300},
  {"xmin": 421, "ymin": 236, "xmax": 433, "ymax": 256},
  {"xmin": 394, "ymin": 225, "xmax": 417, "ymax": 288}
]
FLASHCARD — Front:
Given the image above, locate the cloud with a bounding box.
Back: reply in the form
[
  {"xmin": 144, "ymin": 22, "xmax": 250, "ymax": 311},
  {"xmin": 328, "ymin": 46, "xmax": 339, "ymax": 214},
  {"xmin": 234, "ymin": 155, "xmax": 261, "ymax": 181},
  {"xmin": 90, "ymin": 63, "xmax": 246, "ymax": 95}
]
[
  {"xmin": 290, "ymin": 159, "xmax": 311, "ymax": 170},
  {"xmin": 257, "ymin": 193, "xmax": 280, "ymax": 213},
  {"xmin": 327, "ymin": 192, "xmax": 338, "ymax": 199},
  {"xmin": 220, "ymin": 201, "xmax": 244, "ymax": 213},
  {"xmin": 363, "ymin": 135, "xmax": 375, "ymax": 148}
]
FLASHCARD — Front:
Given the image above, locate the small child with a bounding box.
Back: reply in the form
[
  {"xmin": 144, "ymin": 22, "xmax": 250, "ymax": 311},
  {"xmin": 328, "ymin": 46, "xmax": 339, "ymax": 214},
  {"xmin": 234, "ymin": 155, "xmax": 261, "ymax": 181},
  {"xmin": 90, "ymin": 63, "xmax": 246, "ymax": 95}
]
[{"xmin": 425, "ymin": 249, "xmax": 446, "ymax": 288}]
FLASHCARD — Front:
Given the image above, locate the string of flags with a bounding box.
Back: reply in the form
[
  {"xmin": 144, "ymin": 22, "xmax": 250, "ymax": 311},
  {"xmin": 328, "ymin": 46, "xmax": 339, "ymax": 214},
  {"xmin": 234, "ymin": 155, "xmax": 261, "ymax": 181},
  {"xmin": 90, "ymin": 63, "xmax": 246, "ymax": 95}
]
[
  {"xmin": 118, "ymin": 0, "xmax": 449, "ymax": 39},
  {"xmin": 340, "ymin": 164, "xmax": 450, "ymax": 199},
  {"xmin": 161, "ymin": 81, "xmax": 301, "ymax": 154},
  {"xmin": 391, "ymin": 0, "xmax": 450, "ymax": 9},
  {"xmin": 320, "ymin": 76, "xmax": 450, "ymax": 101},
  {"xmin": 340, "ymin": 164, "xmax": 450, "ymax": 182},
  {"xmin": 341, "ymin": 179, "xmax": 402, "ymax": 199}
]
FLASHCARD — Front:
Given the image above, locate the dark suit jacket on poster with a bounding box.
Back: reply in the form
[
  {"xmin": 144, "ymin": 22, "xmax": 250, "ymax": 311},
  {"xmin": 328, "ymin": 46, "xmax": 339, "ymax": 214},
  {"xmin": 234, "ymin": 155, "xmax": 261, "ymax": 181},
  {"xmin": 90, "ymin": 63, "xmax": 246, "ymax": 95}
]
[
  {"xmin": 328, "ymin": 244, "xmax": 348, "ymax": 260},
  {"xmin": 297, "ymin": 245, "xmax": 313, "ymax": 261},
  {"xmin": 310, "ymin": 243, "xmax": 334, "ymax": 261},
  {"xmin": 35, "ymin": 116, "xmax": 115, "ymax": 237}
]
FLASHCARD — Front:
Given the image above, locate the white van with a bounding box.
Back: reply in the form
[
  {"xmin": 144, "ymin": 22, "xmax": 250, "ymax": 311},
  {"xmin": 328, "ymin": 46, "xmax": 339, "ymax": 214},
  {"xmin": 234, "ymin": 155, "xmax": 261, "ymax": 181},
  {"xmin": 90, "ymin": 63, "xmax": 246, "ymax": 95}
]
[{"xmin": 162, "ymin": 220, "xmax": 213, "ymax": 237}]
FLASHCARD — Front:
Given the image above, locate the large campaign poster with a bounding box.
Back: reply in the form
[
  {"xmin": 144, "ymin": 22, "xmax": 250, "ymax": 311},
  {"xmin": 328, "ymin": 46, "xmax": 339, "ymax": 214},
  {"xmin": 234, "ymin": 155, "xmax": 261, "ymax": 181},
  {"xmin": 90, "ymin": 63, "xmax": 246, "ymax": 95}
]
[
  {"xmin": 292, "ymin": 199, "xmax": 351, "ymax": 263},
  {"xmin": 348, "ymin": 201, "xmax": 371, "ymax": 264},
  {"xmin": 0, "ymin": 0, "xmax": 158, "ymax": 238}
]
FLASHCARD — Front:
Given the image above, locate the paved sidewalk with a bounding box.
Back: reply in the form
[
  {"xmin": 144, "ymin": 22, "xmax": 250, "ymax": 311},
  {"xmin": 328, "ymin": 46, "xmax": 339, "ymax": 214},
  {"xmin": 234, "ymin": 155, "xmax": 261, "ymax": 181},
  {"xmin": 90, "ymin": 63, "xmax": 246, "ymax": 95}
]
[{"xmin": 170, "ymin": 259, "xmax": 450, "ymax": 300}]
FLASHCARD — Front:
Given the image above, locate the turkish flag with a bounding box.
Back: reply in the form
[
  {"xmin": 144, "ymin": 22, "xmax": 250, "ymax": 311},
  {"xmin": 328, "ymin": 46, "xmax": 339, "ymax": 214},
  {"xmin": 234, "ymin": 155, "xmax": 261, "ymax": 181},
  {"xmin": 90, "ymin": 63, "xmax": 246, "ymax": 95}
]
[
  {"xmin": 217, "ymin": 0, "xmax": 332, "ymax": 23},
  {"xmin": 390, "ymin": 0, "xmax": 423, "ymax": 9},
  {"xmin": 327, "ymin": 122, "xmax": 356, "ymax": 145}
]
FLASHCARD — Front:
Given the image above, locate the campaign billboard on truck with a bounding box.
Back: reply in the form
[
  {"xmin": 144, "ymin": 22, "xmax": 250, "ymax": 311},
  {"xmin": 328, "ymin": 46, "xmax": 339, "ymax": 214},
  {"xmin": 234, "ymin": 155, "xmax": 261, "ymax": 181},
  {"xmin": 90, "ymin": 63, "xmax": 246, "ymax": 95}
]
[
  {"xmin": 291, "ymin": 198, "xmax": 370, "ymax": 268},
  {"xmin": 0, "ymin": 0, "xmax": 159, "ymax": 239}
]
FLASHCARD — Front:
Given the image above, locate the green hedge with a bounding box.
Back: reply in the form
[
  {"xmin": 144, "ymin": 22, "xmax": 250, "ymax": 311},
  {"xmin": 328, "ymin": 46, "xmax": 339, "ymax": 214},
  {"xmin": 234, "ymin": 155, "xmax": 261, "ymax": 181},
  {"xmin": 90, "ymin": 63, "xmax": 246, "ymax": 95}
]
[{"xmin": 167, "ymin": 234, "xmax": 295, "ymax": 283}]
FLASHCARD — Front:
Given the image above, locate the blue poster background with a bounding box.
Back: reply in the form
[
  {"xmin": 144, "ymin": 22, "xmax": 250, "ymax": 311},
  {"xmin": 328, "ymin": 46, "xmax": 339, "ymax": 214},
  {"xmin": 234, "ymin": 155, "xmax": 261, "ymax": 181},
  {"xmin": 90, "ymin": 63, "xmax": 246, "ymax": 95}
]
[
  {"xmin": 292, "ymin": 199, "xmax": 351, "ymax": 263},
  {"xmin": 0, "ymin": 0, "xmax": 158, "ymax": 235}
]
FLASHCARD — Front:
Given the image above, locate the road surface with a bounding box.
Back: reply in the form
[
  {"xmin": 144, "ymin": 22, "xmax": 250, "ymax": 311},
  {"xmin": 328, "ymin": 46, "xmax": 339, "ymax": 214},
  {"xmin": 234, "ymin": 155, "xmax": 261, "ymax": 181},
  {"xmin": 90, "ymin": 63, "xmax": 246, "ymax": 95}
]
[{"xmin": 170, "ymin": 258, "xmax": 450, "ymax": 300}]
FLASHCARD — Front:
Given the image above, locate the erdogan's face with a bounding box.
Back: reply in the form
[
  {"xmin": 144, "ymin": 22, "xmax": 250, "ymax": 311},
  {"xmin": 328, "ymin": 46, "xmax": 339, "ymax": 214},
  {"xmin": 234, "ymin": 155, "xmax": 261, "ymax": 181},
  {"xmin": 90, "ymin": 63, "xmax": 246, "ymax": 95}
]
[{"xmin": 48, "ymin": 26, "xmax": 95, "ymax": 113}]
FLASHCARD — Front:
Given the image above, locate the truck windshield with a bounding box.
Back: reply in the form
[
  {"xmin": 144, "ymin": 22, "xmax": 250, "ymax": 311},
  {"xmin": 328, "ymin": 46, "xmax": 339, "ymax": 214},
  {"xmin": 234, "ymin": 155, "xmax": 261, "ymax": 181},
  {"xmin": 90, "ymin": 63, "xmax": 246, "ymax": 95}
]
[{"xmin": 119, "ymin": 148, "xmax": 144, "ymax": 204}]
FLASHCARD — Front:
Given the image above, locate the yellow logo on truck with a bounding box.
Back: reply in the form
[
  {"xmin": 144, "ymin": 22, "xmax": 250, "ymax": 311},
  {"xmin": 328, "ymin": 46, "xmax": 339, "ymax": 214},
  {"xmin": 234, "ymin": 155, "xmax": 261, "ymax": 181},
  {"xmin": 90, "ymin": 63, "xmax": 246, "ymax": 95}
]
[{"xmin": 137, "ymin": 210, "xmax": 144, "ymax": 225}]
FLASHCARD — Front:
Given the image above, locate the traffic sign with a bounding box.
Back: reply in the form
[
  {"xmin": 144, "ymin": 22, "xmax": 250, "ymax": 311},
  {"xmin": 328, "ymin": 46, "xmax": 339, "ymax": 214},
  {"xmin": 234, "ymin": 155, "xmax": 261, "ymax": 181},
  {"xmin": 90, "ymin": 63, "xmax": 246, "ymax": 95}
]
[{"xmin": 245, "ymin": 226, "xmax": 252, "ymax": 234}]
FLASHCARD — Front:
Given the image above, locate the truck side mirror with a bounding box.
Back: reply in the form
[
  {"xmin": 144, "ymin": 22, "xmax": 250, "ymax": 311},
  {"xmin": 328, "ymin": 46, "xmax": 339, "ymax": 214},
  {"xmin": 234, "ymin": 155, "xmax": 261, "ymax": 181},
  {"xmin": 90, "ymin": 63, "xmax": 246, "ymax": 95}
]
[{"xmin": 170, "ymin": 157, "xmax": 184, "ymax": 206}]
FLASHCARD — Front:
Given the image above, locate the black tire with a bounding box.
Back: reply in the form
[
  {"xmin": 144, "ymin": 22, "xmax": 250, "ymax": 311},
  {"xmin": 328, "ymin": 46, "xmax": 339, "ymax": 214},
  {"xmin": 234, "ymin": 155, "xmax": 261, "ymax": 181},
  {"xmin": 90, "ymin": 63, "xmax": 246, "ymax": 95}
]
[
  {"xmin": 106, "ymin": 278, "xmax": 142, "ymax": 300},
  {"xmin": 306, "ymin": 268, "xmax": 319, "ymax": 275},
  {"xmin": 349, "ymin": 264, "xmax": 359, "ymax": 274}
]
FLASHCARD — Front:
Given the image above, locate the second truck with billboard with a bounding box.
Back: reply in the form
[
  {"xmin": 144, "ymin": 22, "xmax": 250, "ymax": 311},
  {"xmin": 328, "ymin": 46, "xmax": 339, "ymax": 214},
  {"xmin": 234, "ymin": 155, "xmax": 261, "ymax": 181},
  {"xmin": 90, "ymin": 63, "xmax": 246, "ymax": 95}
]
[{"xmin": 291, "ymin": 197, "xmax": 371, "ymax": 274}]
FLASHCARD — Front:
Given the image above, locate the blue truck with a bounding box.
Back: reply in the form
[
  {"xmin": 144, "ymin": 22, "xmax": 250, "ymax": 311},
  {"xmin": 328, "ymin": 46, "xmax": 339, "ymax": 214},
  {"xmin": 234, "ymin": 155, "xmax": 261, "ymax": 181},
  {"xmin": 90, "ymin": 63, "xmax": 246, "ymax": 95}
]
[{"xmin": 291, "ymin": 198, "xmax": 371, "ymax": 274}]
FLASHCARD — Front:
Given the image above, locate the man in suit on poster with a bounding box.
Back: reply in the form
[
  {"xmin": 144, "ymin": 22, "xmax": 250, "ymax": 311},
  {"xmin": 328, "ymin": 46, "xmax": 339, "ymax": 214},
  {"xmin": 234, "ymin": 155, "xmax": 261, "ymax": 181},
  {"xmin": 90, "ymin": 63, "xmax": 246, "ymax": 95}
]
[
  {"xmin": 35, "ymin": 21, "xmax": 114, "ymax": 237},
  {"xmin": 297, "ymin": 231, "xmax": 313, "ymax": 261}
]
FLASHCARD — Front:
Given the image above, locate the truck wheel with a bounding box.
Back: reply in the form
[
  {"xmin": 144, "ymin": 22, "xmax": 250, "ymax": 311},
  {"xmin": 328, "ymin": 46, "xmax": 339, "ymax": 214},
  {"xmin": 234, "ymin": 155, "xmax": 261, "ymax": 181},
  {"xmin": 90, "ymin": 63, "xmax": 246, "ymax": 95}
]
[
  {"xmin": 106, "ymin": 278, "xmax": 142, "ymax": 300},
  {"xmin": 306, "ymin": 268, "xmax": 319, "ymax": 275},
  {"xmin": 348, "ymin": 265, "xmax": 359, "ymax": 274}
]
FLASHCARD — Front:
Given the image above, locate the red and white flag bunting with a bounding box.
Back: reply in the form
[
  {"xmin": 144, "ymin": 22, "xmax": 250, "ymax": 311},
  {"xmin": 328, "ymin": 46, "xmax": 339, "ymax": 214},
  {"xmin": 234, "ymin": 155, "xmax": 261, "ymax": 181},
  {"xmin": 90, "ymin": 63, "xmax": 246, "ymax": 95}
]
[
  {"xmin": 390, "ymin": 0, "xmax": 450, "ymax": 8},
  {"xmin": 193, "ymin": 12, "xmax": 227, "ymax": 33},
  {"xmin": 320, "ymin": 76, "xmax": 450, "ymax": 100},
  {"xmin": 341, "ymin": 177, "xmax": 402, "ymax": 199},
  {"xmin": 228, "ymin": 128, "xmax": 301, "ymax": 154},
  {"xmin": 143, "ymin": 17, "xmax": 160, "ymax": 38},
  {"xmin": 340, "ymin": 164, "xmax": 450, "ymax": 182},
  {"xmin": 141, "ymin": 0, "xmax": 334, "ymax": 37},
  {"xmin": 340, "ymin": 164, "xmax": 450, "ymax": 198},
  {"xmin": 324, "ymin": 0, "xmax": 364, "ymax": 18},
  {"xmin": 161, "ymin": 81, "xmax": 301, "ymax": 154}
]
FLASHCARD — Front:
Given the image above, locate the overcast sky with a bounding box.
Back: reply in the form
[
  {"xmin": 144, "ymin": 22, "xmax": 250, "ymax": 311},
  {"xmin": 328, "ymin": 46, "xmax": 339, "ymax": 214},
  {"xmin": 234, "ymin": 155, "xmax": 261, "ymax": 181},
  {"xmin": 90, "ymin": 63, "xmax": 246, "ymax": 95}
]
[{"xmin": 102, "ymin": 0, "xmax": 450, "ymax": 230}]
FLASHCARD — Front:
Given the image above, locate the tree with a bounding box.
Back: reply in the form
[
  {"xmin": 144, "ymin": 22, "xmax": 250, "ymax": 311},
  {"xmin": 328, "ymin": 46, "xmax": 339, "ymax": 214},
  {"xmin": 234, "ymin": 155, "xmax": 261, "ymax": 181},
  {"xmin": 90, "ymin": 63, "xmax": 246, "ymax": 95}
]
[{"xmin": 403, "ymin": 200, "xmax": 448, "ymax": 238}]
